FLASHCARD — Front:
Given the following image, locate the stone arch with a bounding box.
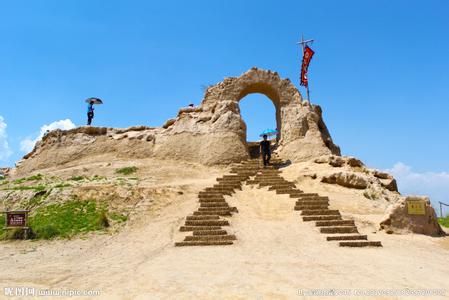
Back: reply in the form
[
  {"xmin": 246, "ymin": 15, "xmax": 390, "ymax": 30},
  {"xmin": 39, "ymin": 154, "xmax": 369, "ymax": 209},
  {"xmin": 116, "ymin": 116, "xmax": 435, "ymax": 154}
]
[
  {"xmin": 155, "ymin": 67, "xmax": 340, "ymax": 165},
  {"xmin": 202, "ymin": 67, "xmax": 304, "ymax": 146}
]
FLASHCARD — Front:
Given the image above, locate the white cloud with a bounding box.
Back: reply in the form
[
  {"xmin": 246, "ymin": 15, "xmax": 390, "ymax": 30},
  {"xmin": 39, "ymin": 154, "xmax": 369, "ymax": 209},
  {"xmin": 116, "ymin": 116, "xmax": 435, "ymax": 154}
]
[
  {"xmin": 0, "ymin": 116, "xmax": 13, "ymax": 161},
  {"xmin": 386, "ymin": 162, "xmax": 449, "ymax": 215},
  {"xmin": 20, "ymin": 119, "xmax": 76, "ymax": 153}
]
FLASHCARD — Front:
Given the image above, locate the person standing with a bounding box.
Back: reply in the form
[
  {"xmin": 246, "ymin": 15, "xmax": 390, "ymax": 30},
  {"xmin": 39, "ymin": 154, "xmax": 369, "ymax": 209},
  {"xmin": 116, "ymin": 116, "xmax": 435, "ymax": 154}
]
[
  {"xmin": 260, "ymin": 134, "xmax": 271, "ymax": 166},
  {"xmin": 87, "ymin": 100, "xmax": 94, "ymax": 125}
]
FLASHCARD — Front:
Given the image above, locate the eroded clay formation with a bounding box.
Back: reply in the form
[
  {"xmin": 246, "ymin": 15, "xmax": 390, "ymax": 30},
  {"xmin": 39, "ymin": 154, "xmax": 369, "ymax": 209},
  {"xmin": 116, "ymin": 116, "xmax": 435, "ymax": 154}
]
[{"xmin": 17, "ymin": 68, "xmax": 340, "ymax": 173}]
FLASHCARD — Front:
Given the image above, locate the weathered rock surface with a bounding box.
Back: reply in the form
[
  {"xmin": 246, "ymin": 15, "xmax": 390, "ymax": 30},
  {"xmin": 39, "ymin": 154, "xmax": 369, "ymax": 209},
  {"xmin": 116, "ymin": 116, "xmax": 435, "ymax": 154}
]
[
  {"xmin": 380, "ymin": 196, "xmax": 445, "ymax": 236},
  {"xmin": 321, "ymin": 171, "xmax": 369, "ymax": 189},
  {"xmin": 314, "ymin": 155, "xmax": 363, "ymax": 168},
  {"xmin": 15, "ymin": 68, "xmax": 340, "ymax": 174}
]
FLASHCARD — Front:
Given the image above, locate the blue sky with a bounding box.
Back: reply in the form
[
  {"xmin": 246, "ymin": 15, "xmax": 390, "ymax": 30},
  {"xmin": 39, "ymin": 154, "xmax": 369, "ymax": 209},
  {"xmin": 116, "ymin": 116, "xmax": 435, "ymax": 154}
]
[{"xmin": 0, "ymin": 1, "xmax": 448, "ymax": 208}]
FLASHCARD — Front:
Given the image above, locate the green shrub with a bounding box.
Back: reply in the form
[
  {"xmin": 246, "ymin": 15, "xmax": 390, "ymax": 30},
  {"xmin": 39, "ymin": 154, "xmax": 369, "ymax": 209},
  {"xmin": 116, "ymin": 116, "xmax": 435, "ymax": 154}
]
[
  {"xmin": 115, "ymin": 167, "xmax": 138, "ymax": 176},
  {"xmin": 0, "ymin": 200, "xmax": 128, "ymax": 240},
  {"xmin": 438, "ymin": 217, "xmax": 449, "ymax": 228},
  {"xmin": 54, "ymin": 183, "xmax": 72, "ymax": 189},
  {"xmin": 14, "ymin": 174, "xmax": 43, "ymax": 184},
  {"xmin": 109, "ymin": 212, "xmax": 128, "ymax": 223},
  {"xmin": 90, "ymin": 175, "xmax": 106, "ymax": 181},
  {"xmin": 10, "ymin": 185, "xmax": 46, "ymax": 192},
  {"xmin": 28, "ymin": 200, "xmax": 109, "ymax": 239},
  {"xmin": 69, "ymin": 176, "xmax": 85, "ymax": 181}
]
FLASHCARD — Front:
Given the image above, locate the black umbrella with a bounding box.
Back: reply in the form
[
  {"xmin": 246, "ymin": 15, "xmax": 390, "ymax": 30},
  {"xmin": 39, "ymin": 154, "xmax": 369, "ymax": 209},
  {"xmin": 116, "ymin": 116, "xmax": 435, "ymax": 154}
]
[{"xmin": 85, "ymin": 97, "xmax": 103, "ymax": 105}]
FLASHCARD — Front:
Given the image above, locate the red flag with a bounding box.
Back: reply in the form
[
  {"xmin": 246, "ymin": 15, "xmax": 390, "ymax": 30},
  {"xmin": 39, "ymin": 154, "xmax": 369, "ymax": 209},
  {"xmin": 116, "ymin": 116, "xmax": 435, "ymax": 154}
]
[{"xmin": 300, "ymin": 45, "xmax": 315, "ymax": 86}]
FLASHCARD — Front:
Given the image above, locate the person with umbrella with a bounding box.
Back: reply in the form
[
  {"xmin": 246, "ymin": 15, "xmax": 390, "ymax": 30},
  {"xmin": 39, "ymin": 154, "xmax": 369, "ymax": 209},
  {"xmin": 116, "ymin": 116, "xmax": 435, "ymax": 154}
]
[
  {"xmin": 85, "ymin": 97, "xmax": 103, "ymax": 126},
  {"xmin": 259, "ymin": 129, "xmax": 277, "ymax": 166}
]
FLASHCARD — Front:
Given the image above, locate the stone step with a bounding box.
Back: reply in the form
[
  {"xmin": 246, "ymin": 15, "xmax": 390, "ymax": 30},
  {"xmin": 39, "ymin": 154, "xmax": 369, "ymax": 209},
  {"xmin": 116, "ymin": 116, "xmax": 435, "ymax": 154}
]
[
  {"xmin": 193, "ymin": 229, "xmax": 228, "ymax": 236},
  {"xmin": 268, "ymin": 185, "xmax": 297, "ymax": 190},
  {"xmin": 216, "ymin": 180, "xmax": 244, "ymax": 184},
  {"xmin": 210, "ymin": 184, "xmax": 240, "ymax": 188},
  {"xmin": 296, "ymin": 196, "xmax": 329, "ymax": 201},
  {"xmin": 199, "ymin": 199, "xmax": 227, "ymax": 203},
  {"xmin": 320, "ymin": 226, "xmax": 358, "ymax": 234},
  {"xmin": 199, "ymin": 191, "xmax": 227, "ymax": 195},
  {"xmin": 316, "ymin": 220, "xmax": 355, "ymax": 227},
  {"xmin": 276, "ymin": 189, "xmax": 302, "ymax": 194},
  {"xmin": 204, "ymin": 189, "xmax": 232, "ymax": 194},
  {"xmin": 185, "ymin": 219, "xmax": 229, "ymax": 226},
  {"xmin": 197, "ymin": 207, "xmax": 236, "ymax": 213},
  {"xmin": 185, "ymin": 235, "xmax": 236, "ymax": 241},
  {"xmin": 294, "ymin": 205, "xmax": 329, "ymax": 210},
  {"xmin": 339, "ymin": 241, "xmax": 382, "ymax": 247},
  {"xmin": 315, "ymin": 220, "xmax": 355, "ymax": 227},
  {"xmin": 301, "ymin": 209, "xmax": 340, "ymax": 216},
  {"xmin": 205, "ymin": 189, "xmax": 235, "ymax": 194},
  {"xmin": 290, "ymin": 193, "xmax": 320, "ymax": 198},
  {"xmin": 258, "ymin": 173, "xmax": 281, "ymax": 175},
  {"xmin": 303, "ymin": 215, "xmax": 342, "ymax": 222},
  {"xmin": 200, "ymin": 202, "xmax": 230, "ymax": 208},
  {"xmin": 175, "ymin": 240, "xmax": 233, "ymax": 246},
  {"xmin": 193, "ymin": 211, "xmax": 231, "ymax": 216},
  {"xmin": 180, "ymin": 225, "xmax": 222, "ymax": 231},
  {"xmin": 218, "ymin": 176, "xmax": 248, "ymax": 180},
  {"xmin": 198, "ymin": 194, "xmax": 226, "ymax": 198},
  {"xmin": 186, "ymin": 215, "xmax": 219, "ymax": 220},
  {"xmin": 213, "ymin": 184, "xmax": 241, "ymax": 188},
  {"xmin": 198, "ymin": 196, "xmax": 226, "ymax": 200},
  {"xmin": 259, "ymin": 182, "xmax": 293, "ymax": 186},
  {"xmin": 295, "ymin": 199, "xmax": 329, "ymax": 205},
  {"xmin": 326, "ymin": 235, "xmax": 367, "ymax": 241},
  {"xmin": 256, "ymin": 177, "xmax": 289, "ymax": 180},
  {"xmin": 231, "ymin": 172, "xmax": 257, "ymax": 176}
]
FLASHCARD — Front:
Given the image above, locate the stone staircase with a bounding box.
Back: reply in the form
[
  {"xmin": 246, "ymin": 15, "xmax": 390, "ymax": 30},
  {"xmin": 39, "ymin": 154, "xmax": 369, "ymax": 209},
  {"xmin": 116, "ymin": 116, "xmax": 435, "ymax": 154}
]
[
  {"xmin": 249, "ymin": 161, "xmax": 382, "ymax": 247},
  {"xmin": 176, "ymin": 157, "xmax": 382, "ymax": 248}
]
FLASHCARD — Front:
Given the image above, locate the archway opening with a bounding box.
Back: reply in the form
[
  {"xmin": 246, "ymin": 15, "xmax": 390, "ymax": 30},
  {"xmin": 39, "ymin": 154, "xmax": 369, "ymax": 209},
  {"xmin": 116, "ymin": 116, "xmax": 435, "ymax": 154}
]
[{"xmin": 239, "ymin": 93, "xmax": 278, "ymax": 158}]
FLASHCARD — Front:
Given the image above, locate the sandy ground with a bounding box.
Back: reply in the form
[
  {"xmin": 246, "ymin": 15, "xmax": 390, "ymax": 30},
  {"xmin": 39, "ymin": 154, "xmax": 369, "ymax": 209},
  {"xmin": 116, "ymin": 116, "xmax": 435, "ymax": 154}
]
[{"xmin": 0, "ymin": 161, "xmax": 448, "ymax": 299}]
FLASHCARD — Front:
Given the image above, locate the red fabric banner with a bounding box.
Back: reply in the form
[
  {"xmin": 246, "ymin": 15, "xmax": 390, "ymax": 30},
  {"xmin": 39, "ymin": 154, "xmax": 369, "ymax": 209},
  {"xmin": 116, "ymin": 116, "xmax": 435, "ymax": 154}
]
[{"xmin": 300, "ymin": 46, "xmax": 315, "ymax": 86}]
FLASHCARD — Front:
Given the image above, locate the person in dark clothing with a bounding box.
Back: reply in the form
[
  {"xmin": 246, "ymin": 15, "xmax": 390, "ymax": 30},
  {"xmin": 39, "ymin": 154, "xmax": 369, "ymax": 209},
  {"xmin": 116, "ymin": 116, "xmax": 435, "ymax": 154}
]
[
  {"xmin": 87, "ymin": 101, "xmax": 94, "ymax": 125},
  {"xmin": 260, "ymin": 134, "xmax": 271, "ymax": 166}
]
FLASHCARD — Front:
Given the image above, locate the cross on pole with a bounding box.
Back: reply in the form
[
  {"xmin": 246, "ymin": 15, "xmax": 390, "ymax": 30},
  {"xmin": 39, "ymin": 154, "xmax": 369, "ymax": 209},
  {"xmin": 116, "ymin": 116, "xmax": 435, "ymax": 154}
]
[{"xmin": 297, "ymin": 34, "xmax": 314, "ymax": 103}]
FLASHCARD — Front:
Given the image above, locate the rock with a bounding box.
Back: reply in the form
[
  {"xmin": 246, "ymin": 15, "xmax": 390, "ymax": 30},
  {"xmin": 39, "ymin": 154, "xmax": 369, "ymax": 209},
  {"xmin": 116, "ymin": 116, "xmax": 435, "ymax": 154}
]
[
  {"xmin": 115, "ymin": 126, "xmax": 152, "ymax": 134},
  {"xmin": 329, "ymin": 156, "xmax": 344, "ymax": 167},
  {"xmin": 0, "ymin": 167, "xmax": 10, "ymax": 177},
  {"xmin": 380, "ymin": 178, "xmax": 398, "ymax": 192},
  {"xmin": 321, "ymin": 172, "xmax": 369, "ymax": 189},
  {"xmin": 346, "ymin": 157, "xmax": 364, "ymax": 168},
  {"xmin": 380, "ymin": 196, "xmax": 445, "ymax": 236},
  {"xmin": 314, "ymin": 156, "xmax": 329, "ymax": 164},
  {"xmin": 373, "ymin": 170, "xmax": 391, "ymax": 179},
  {"xmin": 14, "ymin": 68, "xmax": 342, "ymax": 172},
  {"xmin": 162, "ymin": 118, "xmax": 176, "ymax": 129}
]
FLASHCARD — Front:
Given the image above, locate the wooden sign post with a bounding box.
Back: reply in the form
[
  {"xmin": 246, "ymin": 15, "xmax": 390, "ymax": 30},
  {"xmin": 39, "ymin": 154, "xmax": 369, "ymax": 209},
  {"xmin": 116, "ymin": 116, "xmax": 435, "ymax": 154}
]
[{"xmin": 2, "ymin": 210, "xmax": 30, "ymax": 239}]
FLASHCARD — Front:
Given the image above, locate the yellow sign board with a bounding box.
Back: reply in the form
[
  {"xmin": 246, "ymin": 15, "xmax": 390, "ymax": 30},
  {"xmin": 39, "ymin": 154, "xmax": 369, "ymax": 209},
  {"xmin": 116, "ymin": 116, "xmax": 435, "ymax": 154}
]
[{"xmin": 407, "ymin": 200, "xmax": 426, "ymax": 215}]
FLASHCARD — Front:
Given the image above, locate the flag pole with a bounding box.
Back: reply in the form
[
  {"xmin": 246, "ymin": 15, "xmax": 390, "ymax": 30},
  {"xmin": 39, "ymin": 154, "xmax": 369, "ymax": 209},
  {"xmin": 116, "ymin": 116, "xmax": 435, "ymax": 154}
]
[{"xmin": 297, "ymin": 34, "xmax": 314, "ymax": 104}]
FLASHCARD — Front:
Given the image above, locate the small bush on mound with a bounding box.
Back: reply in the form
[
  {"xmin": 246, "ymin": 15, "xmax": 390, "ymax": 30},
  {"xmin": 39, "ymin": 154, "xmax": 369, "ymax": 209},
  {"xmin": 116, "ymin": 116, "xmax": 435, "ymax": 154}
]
[
  {"xmin": 54, "ymin": 183, "xmax": 71, "ymax": 189},
  {"xmin": 69, "ymin": 176, "xmax": 85, "ymax": 181},
  {"xmin": 10, "ymin": 185, "xmax": 47, "ymax": 192},
  {"xmin": 28, "ymin": 200, "xmax": 109, "ymax": 240},
  {"xmin": 13, "ymin": 174, "xmax": 43, "ymax": 184},
  {"xmin": 116, "ymin": 166, "xmax": 138, "ymax": 175},
  {"xmin": 438, "ymin": 217, "xmax": 449, "ymax": 228}
]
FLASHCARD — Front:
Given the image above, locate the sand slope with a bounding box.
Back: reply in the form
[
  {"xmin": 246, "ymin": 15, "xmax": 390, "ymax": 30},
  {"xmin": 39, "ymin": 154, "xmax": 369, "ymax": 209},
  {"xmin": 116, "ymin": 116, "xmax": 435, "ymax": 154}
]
[{"xmin": 1, "ymin": 169, "xmax": 448, "ymax": 299}]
